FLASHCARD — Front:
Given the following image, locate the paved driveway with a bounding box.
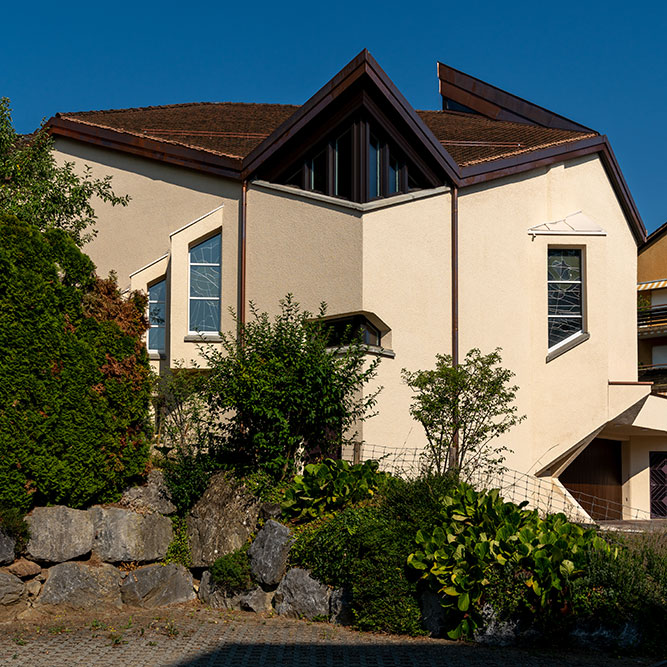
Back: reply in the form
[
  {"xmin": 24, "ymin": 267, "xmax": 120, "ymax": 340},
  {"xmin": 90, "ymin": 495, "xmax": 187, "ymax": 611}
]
[{"xmin": 0, "ymin": 604, "xmax": 653, "ymax": 666}]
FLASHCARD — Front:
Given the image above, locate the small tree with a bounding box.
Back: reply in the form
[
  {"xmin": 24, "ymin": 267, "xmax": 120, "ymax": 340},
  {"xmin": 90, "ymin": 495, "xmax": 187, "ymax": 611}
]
[
  {"xmin": 402, "ymin": 348, "xmax": 524, "ymax": 477},
  {"xmin": 203, "ymin": 295, "xmax": 381, "ymax": 482},
  {"xmin": 0, "ymin": 97, "xmax": 129, "ymax": 245}
]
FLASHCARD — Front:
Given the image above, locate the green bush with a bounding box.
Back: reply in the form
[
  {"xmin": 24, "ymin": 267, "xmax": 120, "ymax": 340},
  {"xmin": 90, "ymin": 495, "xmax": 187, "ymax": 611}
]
[
  {"xmin": 210, "ymin": 545, "xmax": 253, "ymax": 592},
  {"xmin": 0, "ymin": 506, "xmax": 30, "ymax": 557},
  {"xmin": 163, "ymin": 517, "xmax": 192, "ymax": 568},
  {"xmin": 291, "ymin": 504, "xmax": 425, "ymax": 635},
  {"xmin": 203, "ymin": 295, "xmax": 381, "ymax": 483},
  {"xmin": 569, "ymin": 530, "xmax": 667, "ymax": 653},
  {"xmin": 0, "ymin": 215, "xmax": 152, "ymax": 511},
  {"xmin": 281, "ymin": 458, "xmax": 388, "ymax": 521},
  {"xmin": 407, "ymin": 483, "xmax": 612, "ymax": 639}
]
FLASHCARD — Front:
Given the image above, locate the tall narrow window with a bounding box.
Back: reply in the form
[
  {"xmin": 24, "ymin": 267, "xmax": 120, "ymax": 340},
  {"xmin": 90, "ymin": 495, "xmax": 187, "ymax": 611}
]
[
  {"xmin": 148, "ymin": 279, "xmax": 166, "ymax": 353},
  {"xmin": 547, "ymin": 248, "xmax": 583, "ymax": 348},
  {"xmin": 388, "ymin": 155, "xmax": 400, "ymax": 194},
  {"xmin": 189, "ymin": 234, "xmax": 221, "ymax": 334},
  {"xmin": 369, "ymin": 135, "xmax": 380, "ymax": 199}
]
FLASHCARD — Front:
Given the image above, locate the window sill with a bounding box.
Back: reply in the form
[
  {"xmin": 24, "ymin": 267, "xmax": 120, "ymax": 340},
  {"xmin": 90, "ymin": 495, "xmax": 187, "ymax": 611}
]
[
  {"xmin": 329, "ymin": 344, "xmax": 396, "ymax": 358},
  {"xmin": 184, "ymin": 333, "xmax": 223, "ymax": 343},
  {"xmin": 148, "ymin": 352, "xmax": 166, "ymax": 361},
  {"xmin": 546, "ymin": 332, "xmax": 590, "ymax": 363}
]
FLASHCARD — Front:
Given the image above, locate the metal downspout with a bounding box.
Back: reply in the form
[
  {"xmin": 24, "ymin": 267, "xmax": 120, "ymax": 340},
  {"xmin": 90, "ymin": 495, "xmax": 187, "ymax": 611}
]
[
  {"xmin": 238, "ymin": 180, "xmax": 248, "ymax": 336},
  {"xmin": 451, "ymin": 185, "xmax": 459, "ymax": 467}
]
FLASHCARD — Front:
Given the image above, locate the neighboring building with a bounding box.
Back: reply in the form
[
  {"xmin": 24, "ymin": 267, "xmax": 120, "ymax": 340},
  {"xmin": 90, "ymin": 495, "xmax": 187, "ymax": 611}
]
[
  {"xmin": 638, "ymin": 221, "xmax": 667, "ymax": 392},
  {"xmin": 46, "ymin": 51, "xmax": 667, "ymax": 520}
]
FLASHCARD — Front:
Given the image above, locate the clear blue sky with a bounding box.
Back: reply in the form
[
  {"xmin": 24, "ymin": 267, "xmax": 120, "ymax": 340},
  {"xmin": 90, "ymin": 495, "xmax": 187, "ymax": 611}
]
[{"xmin": 2, "ymin": 0, "xmax": 665, "ymax": 233}]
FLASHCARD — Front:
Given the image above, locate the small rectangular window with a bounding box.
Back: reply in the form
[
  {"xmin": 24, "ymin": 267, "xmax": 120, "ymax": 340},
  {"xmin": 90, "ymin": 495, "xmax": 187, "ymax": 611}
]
[
  {"xmin": 388, "ymin": 156, "xmax": 400, "ymax": 194},
  {"xmin": 148, "ymin": 279, "xmax": 166, "ymax": 353},
  {"xmin": 335, "ymin": 129, "xmax": 353, "ymax": 200},
  {"xmin": 189, "ymin": 234, "xmax": 221, "ymax": 334},
  {"xmin": 547, "ymin": 248, "xmax": 583, "ymax": 348}
]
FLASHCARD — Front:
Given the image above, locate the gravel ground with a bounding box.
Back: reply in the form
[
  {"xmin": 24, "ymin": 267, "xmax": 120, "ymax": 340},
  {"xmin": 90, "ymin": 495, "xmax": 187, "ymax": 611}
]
[{"xmin": 0, "ymin": 603, "xmax": 656, "ymax": 667}]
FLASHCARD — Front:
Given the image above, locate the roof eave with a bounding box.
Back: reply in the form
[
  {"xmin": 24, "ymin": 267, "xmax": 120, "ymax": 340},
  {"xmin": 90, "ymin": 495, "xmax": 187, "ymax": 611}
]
[
  {"xmin": 458, "ymin": 135, "xmax": 646, "ymax": 245},
  {"xmin": 46, "ymin": 117, "xmax": 243, "ymax": 180}
]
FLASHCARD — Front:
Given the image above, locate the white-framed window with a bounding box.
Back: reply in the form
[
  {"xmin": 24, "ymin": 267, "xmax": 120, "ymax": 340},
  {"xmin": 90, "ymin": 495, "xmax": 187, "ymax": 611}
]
[
  {"xmin": 547, "ymin": 248, "xmax": 584, "ymax": 349},
  {"xmin": 148, "ymin": 279, "xmax": 166, "ymax": 353},
  {"xmin": 189, "ymin": 233, "xmax": 221, "ymax": 334}
]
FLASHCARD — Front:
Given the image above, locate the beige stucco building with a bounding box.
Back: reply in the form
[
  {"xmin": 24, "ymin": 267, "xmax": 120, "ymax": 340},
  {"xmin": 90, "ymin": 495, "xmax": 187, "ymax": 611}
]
[{"xmin": 48, "ymin": 51, "xmax": 667, "ymax": 521}]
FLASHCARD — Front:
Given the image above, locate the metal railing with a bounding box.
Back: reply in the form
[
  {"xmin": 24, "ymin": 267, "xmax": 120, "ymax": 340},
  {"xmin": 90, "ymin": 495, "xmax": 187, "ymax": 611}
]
[{"xmin": 638, "ymin": 304, "xmax": 667, "ymax": 328}]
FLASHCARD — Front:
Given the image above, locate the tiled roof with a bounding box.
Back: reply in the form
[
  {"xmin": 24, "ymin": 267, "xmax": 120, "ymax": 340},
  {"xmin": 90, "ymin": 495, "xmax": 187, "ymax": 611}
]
[
  {"xmin": 58, "ymin": 102, "xmax": 300, "ymax": 160},
  {"xmin": 58, "ymin": 102, "xmax": 597, "ymax": 167},
  {"xmin": 416, "ymin": 110, "xmax": 597, "ymax": 166}
]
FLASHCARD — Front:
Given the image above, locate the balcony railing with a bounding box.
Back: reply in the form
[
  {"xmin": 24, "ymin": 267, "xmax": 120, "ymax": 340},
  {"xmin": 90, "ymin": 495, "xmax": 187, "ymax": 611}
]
[{"xmin": 638, "ymin": 304, "xmax": 667, "ymax": 328}]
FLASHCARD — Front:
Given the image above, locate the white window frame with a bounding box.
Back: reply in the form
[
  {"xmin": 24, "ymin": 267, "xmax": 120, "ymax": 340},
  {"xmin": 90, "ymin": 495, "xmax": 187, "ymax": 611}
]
[
  {"xmin": 147, "ymin": 278, "xmax": 167, "ymax": 354},
  {"xmin": 547, "ymin": 246, "xmax": 586, "ymax": 352},
  {"xmin": 188, "ymin": 233, "xmax": 221, "ymax": 335}
]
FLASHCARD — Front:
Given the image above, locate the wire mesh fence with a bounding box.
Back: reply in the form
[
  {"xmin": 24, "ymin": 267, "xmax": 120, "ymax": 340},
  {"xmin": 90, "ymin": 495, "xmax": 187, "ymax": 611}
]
[{"xmin": 351, "ymin": 442, "xmax": 652, "ymax": 524}]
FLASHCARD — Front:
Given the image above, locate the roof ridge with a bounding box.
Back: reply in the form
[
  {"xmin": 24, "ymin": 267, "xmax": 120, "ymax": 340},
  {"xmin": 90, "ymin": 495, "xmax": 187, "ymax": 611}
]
[{"xmin": 58, "ymin": 101, "xmax": 302, "ymax": 117}]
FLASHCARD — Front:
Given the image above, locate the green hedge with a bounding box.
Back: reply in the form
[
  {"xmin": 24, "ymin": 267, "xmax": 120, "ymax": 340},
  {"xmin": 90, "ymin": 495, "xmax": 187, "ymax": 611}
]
[{"xmin": 0, "ymin": 215, "xmax": 152, "ymax": 510}]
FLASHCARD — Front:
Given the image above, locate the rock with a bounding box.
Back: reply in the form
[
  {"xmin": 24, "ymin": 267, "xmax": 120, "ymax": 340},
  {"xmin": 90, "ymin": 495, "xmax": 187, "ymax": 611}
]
[
  {"xmin": 90, "ymin": 507, "xmax": 172, "ymax": 562},
  {"xmin": 274, "ymin": 568, "xmax": 330, "ymax": 620},
  {"xmin": 260, "ymin": 503, "xmax": 283, "ymax": 521},
  {"xmin": 26, "ymin": 506, "xmax": 94, "ymax": 563},
  {"xmin": 187, "ymin": 473, "xmax": 260, "ymax": 567},
  {"xmin": 420, "ymin": 589, "xmax": 446, "ymax": 637},
  {"xmin": 36, "ymin": 562, "xmax": 121, "ymax": 609},
  {"xmin": 329, "ymin": 588, "xmax": 353, "ymax": 625},
  {"xmin": 248, "ymin": 520, "xmax": 293, "ymax": 588},
  {"xmin": 240, "ymin": 587, "xmax": 274, "ymax": 613},
  {"xmin": 0, "ymin": 571, "xmax": 25, "ymax": 606},
  {"xmin": 198, "ymin": 570, "xmax": 244, "ymax": 610},
  {"xmin": 120, "ymin": 563, "xmax": 195, "ymax": 608},
  {"xmin": 0, "ymin": 528, "xmax": 15, "ymax": 565},
  {"xmin": 473, "ymin": 603, "xmax": 517, "ymax": 646},
  {"xmin": 25, "ymin": 580, "xmax": 41, "ymax": 597},
  {"xmin": 7, "ymin": 558, "xmax": 41, "ymax": 579},
  {"xmin": 120, "ymin": 469, "xmax": 176, "ymax": 515}
]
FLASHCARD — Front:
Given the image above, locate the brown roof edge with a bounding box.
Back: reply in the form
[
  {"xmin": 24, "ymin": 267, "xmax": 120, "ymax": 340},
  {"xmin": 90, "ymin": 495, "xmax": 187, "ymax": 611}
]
[
  {"xmin": 241, "ymin": 49, "xmax": 461, "ymax": 182},
  {"xmin": 639, "ymin": 218, "xmax": 667, "ymax": 252},
  {"xmin": 437, "ymin": 62, "xmax": 595, "ymax": 133},
  {"xmin": 46, "ymin": 116, "xmax": 243, "ymax": 179},
  {"xmin": 459, "ymin": 135, "xmax": 646, "ymax": 245}
]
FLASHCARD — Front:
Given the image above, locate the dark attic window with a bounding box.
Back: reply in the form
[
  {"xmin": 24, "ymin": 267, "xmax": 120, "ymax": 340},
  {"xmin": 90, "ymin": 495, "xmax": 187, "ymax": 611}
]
[
  {"xmin": 275, "ymin": 117, "xmax": 430, "ymax": 204},
  {"xmin": 324, "ymin": 315, "xmax": 381, "ymax": 348}
]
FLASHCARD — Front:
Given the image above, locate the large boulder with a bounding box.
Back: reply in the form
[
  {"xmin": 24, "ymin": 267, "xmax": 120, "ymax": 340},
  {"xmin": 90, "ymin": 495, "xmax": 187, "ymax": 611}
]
[
  {"xmin": 198, "ymin": 570, "xmax": 245, "ymax": 610},
  {"xmin": 120, "ymin": 469, "xmax": 176, "ymax": 515},
  {"xmin": 248, "ymin": 520, "xmax": 293, "ymax": 587},
  {"xmin": 36, "ymin": 562, "xmax": 121, "ymax": 609},
  {"xmin": 0, "ymin": 571, "xmax": 25, "ymax": 606},
  {"xmin": 274, "ymin": 568, "xmax": 330, "ymax": 620},
  {"xmin": 329, "ymin": 587, "xmax": 353, "ymax": 625},
  {"xmin": 186, "ymin": 473, "xmax": 260, "ymax": 567},
  {"xmin": 26, "ymin": 506, "xmax": 94, "ymax": 563},
  {"xmin": 0, "ymin": 527, "xmax": 15, "ymax": 565},
  {"xmin": 120, "ymin": 563, "xmax": 194, "ymax": 608},
  {"xmin": 240, "ymin": 586, "xmax": 274, "ymax": 613},
  {"xmin": 90, "ymin": 507, "xmax": 172, "ymax": 562}
]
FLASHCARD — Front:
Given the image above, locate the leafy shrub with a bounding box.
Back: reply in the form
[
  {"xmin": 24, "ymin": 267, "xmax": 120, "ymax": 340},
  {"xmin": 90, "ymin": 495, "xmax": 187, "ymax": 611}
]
[
  {"xmin": 210, "ymin": 545, "xmax": 252, "ymax": 592},
  {"xmin": 407, "ymin": 483, "xmax": 612, "ymax": 639},
  {"xmin": 164, "ymin": 517, "xmax": 192, "ymax": 568},
  {"xmin": 0, "ymin": 215, "xmax": 152, "ymax": 511},
  {"xmin": 291, "ymin": 504, "xmax": 424, "ymax": 635},
  {"xmin": 281, "ymin": 458, "xmax": 388, "ymax": 521},
  {"xmin": 203, "ymin": 295, "xmax": 381, "ymax": 483},
  {"xmin": 569, "ymin": 530, "xmax": 667, "ymax": 653},
  {"xmin": 0, "ymin": 506, "xmax": 30, "ymax": 557}
]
